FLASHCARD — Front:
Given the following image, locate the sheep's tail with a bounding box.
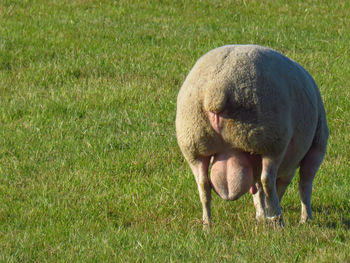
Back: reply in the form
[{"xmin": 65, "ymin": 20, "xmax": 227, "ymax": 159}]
[
  {"xmin": 204, "ymin": 88, "xmax": 228, "ymax": 135},
  {"xmin": 203, "ymin": 88, "xmax": 228, "ymax": 114}
]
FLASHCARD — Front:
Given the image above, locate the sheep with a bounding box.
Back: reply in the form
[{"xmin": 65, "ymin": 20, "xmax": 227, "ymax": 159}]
[{"xmin": 175, "ymin": 45, "xmax": 329, "ymax": 227}]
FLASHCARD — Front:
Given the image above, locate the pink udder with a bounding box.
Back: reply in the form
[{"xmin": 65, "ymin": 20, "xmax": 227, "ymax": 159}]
[{"xmin": 210, "ymin": 150, "xmax": 254, "ymax": 201}]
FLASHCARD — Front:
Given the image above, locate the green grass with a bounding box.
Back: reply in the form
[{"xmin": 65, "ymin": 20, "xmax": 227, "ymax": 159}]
[{"xmin": 0, "ymin": 0, "xmax": 349, "ymax": 261}]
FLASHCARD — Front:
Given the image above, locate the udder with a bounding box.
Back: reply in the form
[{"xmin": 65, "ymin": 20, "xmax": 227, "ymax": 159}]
[{"xmin": 210, "ymin": 150, "xmax": 255, "ymax": 201}]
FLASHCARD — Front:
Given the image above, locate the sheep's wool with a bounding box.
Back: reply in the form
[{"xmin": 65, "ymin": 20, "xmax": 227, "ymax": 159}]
[{"xmin": 176, "ymin": 45, "xmax": 328, "ymax": 164}]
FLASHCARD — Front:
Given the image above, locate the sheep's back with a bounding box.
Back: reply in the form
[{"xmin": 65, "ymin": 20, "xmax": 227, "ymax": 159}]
[{"xmin": 176, "ymin": 45, "xmax": 320, "ymax": 160}]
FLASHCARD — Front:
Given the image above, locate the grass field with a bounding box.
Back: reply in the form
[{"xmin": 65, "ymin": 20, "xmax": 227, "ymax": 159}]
[{"xmin": 0, "ymin": 0, "xmax": 349, "ymax": 262}]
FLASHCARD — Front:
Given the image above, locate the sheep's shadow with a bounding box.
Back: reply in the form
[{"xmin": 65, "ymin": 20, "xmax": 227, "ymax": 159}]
[
  {"xmin": 283, "ymin": 203, "xmax": 350, "ymax": 229},
  {"xmin": 281, "ymin": 202, "xmax": 350, "ymax": 230},
  {"xmin": 312, "ymin": 204, "xmax": 350, "ymax": 230}
]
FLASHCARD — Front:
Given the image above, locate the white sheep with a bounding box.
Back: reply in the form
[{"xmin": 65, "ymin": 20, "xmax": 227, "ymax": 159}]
[{"xmin": 176, "ymin": 45, "xmax": 329, "ymax": 227}]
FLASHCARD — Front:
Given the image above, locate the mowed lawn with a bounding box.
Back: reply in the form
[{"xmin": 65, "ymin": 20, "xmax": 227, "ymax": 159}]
[{"xmin": 0, "ymin": 0, "xmax": 349, "ymax": 262}]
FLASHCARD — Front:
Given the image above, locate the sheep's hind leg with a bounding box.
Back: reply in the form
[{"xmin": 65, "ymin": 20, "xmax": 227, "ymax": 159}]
[
  {"xmin": 253, "ymin": 181, "xmax": 266, "ymax": 222},
  {"xmin": 299, "ymin": 145, "xmax": 326, "ymax": 223},
  {"xmin": 190, "ymin": 157, "xmax": 212, "ymax": 228},
  {"xmin": 261, "ymin": 156, "xmax": 284, "ymax": 227}
]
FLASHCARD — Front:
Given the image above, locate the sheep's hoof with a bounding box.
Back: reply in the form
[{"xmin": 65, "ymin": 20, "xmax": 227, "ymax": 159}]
[
  {"xmin": 255, "ymin": 213, "xmax": 266, "ymax": 223},
  {"xmin": 299, "ymin": 216, "xmax": 312, "ymax": 224},
  {"xmin": 202, "ymin": 220, "xmax": 212, "ymax": 231},
  {"xmin": 202, "ymin": 224, "xmax": 210, "ymax": 231},
  {"xmin": 265, "ymin": 215, "xmax": 285, "ymax": 229}
]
